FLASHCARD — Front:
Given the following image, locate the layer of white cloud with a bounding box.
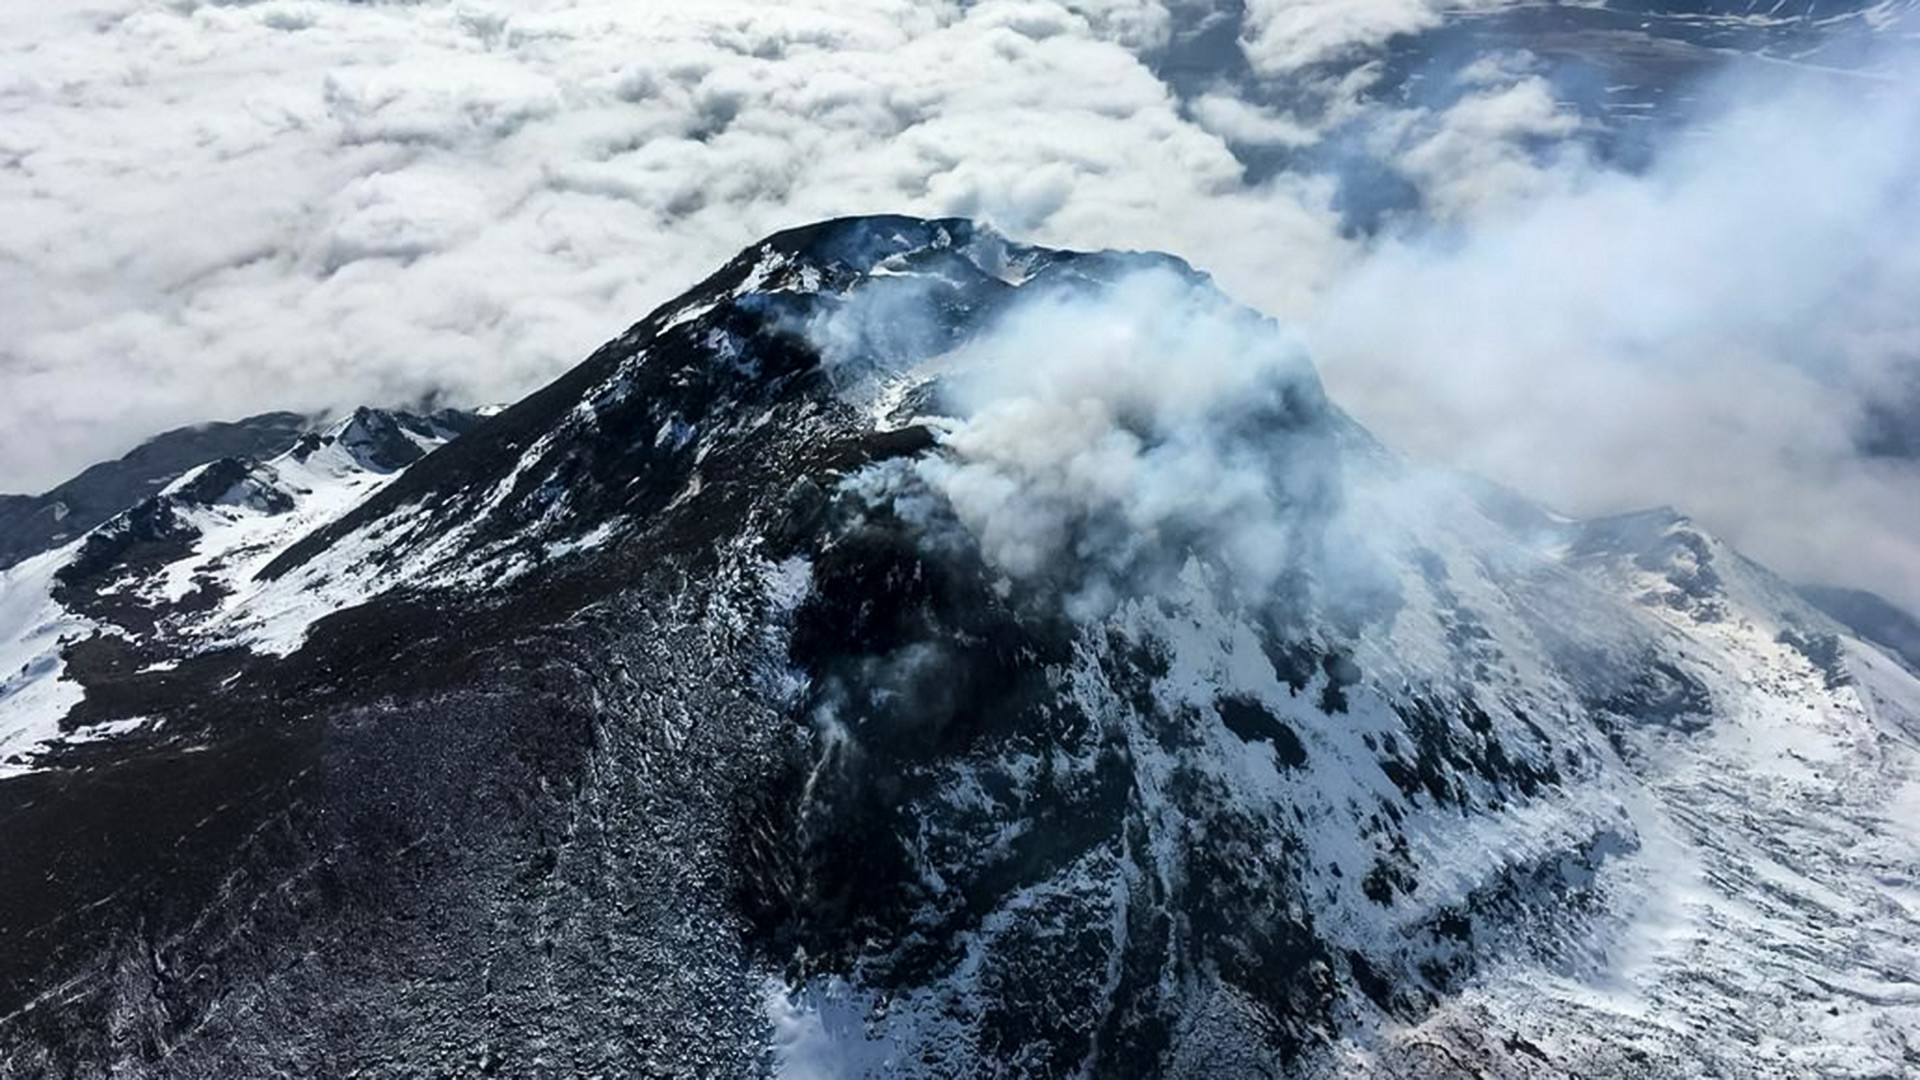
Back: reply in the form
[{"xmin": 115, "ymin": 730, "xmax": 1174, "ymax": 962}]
[
  {"xmin": 0, "ymin": 0, "xmax": 1915, "ymax": 611},
  {"xmin": 3, "ymin": 0, "xmax": 1341, "ymax": 492}
]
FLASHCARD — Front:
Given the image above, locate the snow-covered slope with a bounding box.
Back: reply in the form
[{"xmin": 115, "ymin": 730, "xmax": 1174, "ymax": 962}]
[
  {"xmin": 0, "ymin": 217, "xmax": 1914, "ymax": 1078},
  {"xmin": 1367, "ymin": 506, "xmax": 1920, "ymax": 1076},
  {"xmin": 0, "ymin": 412, "xmax": 310, "ymax": 572},
  {"xmin": 0, "ymin": 543, "xmax": 97, "ymax": 779},
  {"xmin": 0, "ymin": 407, "xmax": 475, "ymax": 776}
]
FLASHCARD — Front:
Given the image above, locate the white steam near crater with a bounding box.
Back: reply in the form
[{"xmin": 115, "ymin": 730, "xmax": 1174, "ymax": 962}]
[
  {"xmin": 0, "ymin": 1, "xmax": 1916, "ymax": 608},
  {"xmin": 918, "ymin": 268, "xmax": 1328, "ymax": 587}
]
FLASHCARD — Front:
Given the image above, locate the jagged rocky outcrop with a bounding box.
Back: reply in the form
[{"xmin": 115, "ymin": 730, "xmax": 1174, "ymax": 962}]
[
  {"xmin": 0, "ymin": 217, "xmax": 1916, "ymax": 1079},
  {"xmin": 1800, "ymin": 584, "xmax": 1920, "ymax": 675}
]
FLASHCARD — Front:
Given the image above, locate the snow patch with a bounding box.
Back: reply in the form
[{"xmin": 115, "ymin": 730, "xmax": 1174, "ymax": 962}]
[
  {"xmin": 0, "ymin": 543, "xmax": 96, "ymax": 778},
  {"xmin": 763, "ymin": 978, "xmax": 899, "ymax": 1080}
]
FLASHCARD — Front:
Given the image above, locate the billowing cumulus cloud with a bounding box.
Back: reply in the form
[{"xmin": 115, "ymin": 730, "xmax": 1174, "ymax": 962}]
[
  {"xmin": 1, "ymin": 0, "xmax": 1339, "ymax": 490},
  {"xmin": 1238, "ymin": 0, "xmax": 1442, "ymax": 76},
  {"xmin": 0, "ymin": 0, "xmax": 1915, "ymax": 611},
  {"xmin": 1385, "ymin": 72, "xmax": 1584, "ymax": 218}
]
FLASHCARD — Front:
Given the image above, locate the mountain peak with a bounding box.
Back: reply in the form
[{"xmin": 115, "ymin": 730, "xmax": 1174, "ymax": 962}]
[
  {"xmin": 294, "ymin": 405, "xmax": 486, "ymax": 474},
  {"xmin": 0, "ymin": 412, "xmax": 312, "ymax": 571},
  {"xmin": 2, "ymin": 219, "xmax": 1918, "ymax": 1078}
]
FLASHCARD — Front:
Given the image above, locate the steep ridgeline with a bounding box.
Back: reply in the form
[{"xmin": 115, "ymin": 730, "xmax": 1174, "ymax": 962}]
[
  {"xmin": 0, "ymin": 406, "xmax": 482, "ymax": 775},
  {"xmin": 0, "ymin": 217, "xmax": 1915, "ymax": 1079},
  {"xmin": 0, "ymin": 411, "xmax": 312, "ymax": 571},
  {"xmin": 1799, "ymin": 584, "xmax": 1920, "ymax": 675}
]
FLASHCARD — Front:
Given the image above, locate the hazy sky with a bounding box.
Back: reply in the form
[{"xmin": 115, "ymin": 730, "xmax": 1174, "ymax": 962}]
[{"xmin": 1, "ymin": 0, "xmax": 1915, "ymax": 608}]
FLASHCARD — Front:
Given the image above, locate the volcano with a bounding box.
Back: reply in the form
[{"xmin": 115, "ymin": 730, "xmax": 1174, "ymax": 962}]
[{"xmin": 1, "ymin": 217, "xmax": 1915, "ymax": 1079}]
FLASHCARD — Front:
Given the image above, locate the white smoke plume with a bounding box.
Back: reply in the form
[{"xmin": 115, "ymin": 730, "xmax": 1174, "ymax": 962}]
[
  {"xmin": 803, "ymin": 256, "xmax": 1401, "ymax": 626},
  {"xmin": 916, "ymin": 267, "xmax": 1326, "ymax": 586},
  {"xmin": 1311, "ymin": 61, "xmax": 1920, "ymax": 611}
]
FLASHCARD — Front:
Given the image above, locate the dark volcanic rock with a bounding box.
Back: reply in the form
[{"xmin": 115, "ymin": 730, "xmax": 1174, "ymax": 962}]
[{"xmin": 1799, "ymin": 584, "xmax": 1920, "ymax": 674}]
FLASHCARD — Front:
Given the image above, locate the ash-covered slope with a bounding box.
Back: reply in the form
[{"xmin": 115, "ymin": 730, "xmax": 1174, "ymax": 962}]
[{"xmin": 1, "ymin": 216, "xmax": 1916, "ymax": 1079}]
